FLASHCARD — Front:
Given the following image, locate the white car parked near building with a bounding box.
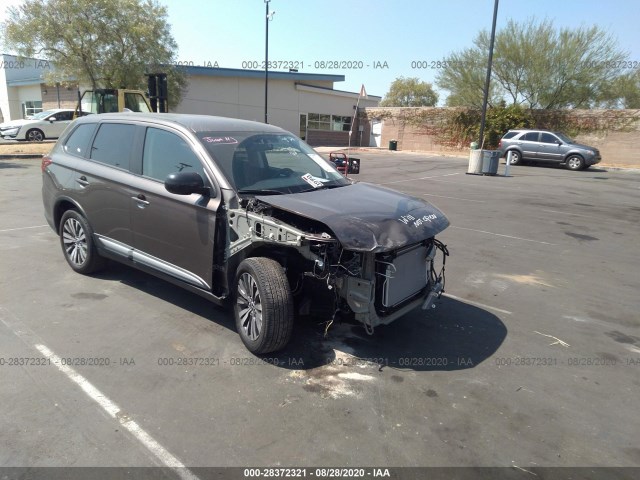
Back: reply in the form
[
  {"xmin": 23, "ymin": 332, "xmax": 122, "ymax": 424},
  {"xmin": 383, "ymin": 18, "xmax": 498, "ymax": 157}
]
[{"xmin": 0, "ymin": 109, "xmax": 74, "ymax": 141}]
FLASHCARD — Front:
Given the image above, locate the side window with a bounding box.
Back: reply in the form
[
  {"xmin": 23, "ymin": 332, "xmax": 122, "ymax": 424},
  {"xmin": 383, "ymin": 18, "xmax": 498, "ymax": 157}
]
[
  {"xmin": 142, "ymin": 128, "xmax": 206, "ymax": 182},
  {"xmin": 90, "ymin": 123, "xmax": 136, "ymax": 169},
  {"xmin": 540, "ymin": 133, "xmax": 558, "ymax": 144},
  {"xmin": 64, "ymin": 123, "xmax": 97, "ymax": 158},
  {"xmin": 57, "ymin": 111, "xmax": 74, "ymax": 121},
  {"xmin": 124, "ymin": 93, "xmax": 151, "ymax": 113},
  {"xmin": 521, "ymin": 132, "xmax": 539, "ymax": 142},
  {"xmin": 502, "ymin": 131, "xmax": 518, "ymax": 140}
]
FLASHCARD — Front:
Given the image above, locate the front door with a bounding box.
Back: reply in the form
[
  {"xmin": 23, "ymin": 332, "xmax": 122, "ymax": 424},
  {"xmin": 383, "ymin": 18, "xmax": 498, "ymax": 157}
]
[
  {"xmin": 536, "ymin": 132, "xmax": 564, "ymax": 162},
  {"xmin": 129, "ymin": 126, "xmax": 220, "ymax": 290}
]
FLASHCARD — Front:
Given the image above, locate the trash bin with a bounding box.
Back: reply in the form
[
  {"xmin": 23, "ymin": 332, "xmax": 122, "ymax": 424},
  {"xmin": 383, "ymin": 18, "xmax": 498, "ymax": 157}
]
[
  {"xmin": 481, "ymin": 150, "xmax": 500, "ymax": 175},
  {"xmin": 348, "ymin": 157, "xmax": 360, "ymax": 174},
  {"xmin": 468, "ymin": 148, "xmax": 482, "ymax": 174},
  {"xmin": 389, "ymin": 139, "xmax": 398, "ymax": 151}
]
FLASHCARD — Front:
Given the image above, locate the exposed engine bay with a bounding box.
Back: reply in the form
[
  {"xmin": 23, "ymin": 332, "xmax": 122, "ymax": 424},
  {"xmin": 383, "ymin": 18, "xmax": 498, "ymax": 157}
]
[{"xmin": 226, "ymin": 182, "xmax": 450, "ymax": 333}]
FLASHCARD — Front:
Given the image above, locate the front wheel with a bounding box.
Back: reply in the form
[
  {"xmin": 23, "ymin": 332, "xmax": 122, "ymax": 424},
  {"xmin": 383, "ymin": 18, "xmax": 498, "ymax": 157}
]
[
  {"xmin": 566, "ymin": 155, "xmax": 585, "ymax": 171},
  {"xmin": 59, "ymin": 210, "xmax": 106, "ymax": 274},
  {"xmin": 26, "ymin": 129, "xmax": 44, "ymax": 142},
  {"xmin": 234, "ymin": 257, "xmax": 294, "ymax": 354}
]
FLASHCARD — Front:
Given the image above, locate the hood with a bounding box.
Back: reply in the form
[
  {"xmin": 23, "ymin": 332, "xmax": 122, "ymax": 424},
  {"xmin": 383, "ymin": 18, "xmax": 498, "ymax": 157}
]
[
  {"xmin": 257, "ymin": 182, "xmax": 450, "ymax": 252},
  {"xmin": 569, "ymin": 143, "xmax": 597, "ymax": 152},
  {"xmin": 0, "ymin": 119, "xmax": 31, "ymax": 128}
]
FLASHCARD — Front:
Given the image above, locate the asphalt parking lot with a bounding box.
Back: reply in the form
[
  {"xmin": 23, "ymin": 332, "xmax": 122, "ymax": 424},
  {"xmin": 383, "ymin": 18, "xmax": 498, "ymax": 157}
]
[{"xmin": 1, "ymin": 153, "xmax": 639, "ymax": 478}]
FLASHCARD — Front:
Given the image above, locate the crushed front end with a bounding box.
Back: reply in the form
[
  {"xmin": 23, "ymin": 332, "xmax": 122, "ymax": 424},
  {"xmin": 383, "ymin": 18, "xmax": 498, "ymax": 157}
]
[{"xmin": 227, "ymin": 182, "xmax": 450, "ymax": 334}]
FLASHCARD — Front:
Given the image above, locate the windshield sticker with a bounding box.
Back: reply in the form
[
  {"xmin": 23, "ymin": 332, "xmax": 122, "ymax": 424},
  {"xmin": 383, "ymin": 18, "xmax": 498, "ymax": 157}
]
[
  {"xmin": 398, "ymin": 213, "xmax": 438, "ymax": 228},
  {"xmin": 301, "ymin": 173, "xmax": 324, "ymax": 188},
  {"xmin": 201, "ymin": 136, "xmax": 238, "ymax": 145}
]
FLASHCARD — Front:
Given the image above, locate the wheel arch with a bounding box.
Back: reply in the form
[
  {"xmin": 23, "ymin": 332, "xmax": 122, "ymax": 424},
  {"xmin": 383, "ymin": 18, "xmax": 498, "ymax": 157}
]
[
  {"xmin": 25, "ymin": 127, "xmax": 45, "ymax": 141},
  {"xmin": 53, "ymin": 196, "xmax": 88, "ymax": 233}
]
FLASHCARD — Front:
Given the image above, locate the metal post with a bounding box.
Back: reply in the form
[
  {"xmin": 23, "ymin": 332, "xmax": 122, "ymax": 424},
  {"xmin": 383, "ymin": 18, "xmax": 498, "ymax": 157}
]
[
  {"xmin": 505, "ymin": 150, "xmax": 512, "ymax": 177},
  {"xmin": 264, "ymin": 0, "xmax": 270, "ymax": 124},
  {"xmin": 478, "ymin": 0, "xmax": 499, "ymax": 149}
]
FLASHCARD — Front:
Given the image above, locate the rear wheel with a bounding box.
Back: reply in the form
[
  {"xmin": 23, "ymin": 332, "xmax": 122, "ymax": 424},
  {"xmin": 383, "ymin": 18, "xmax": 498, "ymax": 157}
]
[
  {"xmin": 234, "ymin": 257, "xmax": 294, "ymax": 354},
  {"xmin": 507, "ymin": 150, "xmax": 522, "ymax": 165},
  {"xmin": 566, "ymin": 155, "xmax": 584, "ymax": 171},
  {"xmin": 26, "ymin": 129, "xmax": 44, "ymax": 142},
  {"xmin": 59, "ymin": 210, "xmax": 106, "ymax": 274}
]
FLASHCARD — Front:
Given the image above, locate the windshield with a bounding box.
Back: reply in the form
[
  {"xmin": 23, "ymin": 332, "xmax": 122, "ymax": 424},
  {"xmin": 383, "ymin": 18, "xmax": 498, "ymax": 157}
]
[
  {"xmin": 555, "ymin": 132, "xmax": 573, "ymax": 144},
  {"xmin": 196, "ymin": 131, "xmax": 350, "ymax": 194},
  {"xmin": 31, "ymin": 110, "xmax": 58, "ymax": 120}
]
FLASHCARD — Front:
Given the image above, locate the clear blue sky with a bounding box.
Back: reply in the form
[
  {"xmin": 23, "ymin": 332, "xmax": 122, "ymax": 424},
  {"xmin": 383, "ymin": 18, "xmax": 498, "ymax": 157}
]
[{"xmin": 2, "ymin": 0, "xmax": 639, "ymax": 103}]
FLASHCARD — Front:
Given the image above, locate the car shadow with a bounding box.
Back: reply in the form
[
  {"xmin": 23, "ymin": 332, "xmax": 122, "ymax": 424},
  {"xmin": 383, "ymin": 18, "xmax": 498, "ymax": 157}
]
[
  {"xmin": 96, "ymin": 264, "xmax": 507, "ymax": 372},
  {"xmin": 507, "ymin": 161, "xmax": 608, "ymax": 173},
  {"xmin": 0, "ymin": 161, "xmax": 29, "ymax": 169},
  {"xmin": 273, "ymin": 295, "xmax": 507, "ymax": 372}
]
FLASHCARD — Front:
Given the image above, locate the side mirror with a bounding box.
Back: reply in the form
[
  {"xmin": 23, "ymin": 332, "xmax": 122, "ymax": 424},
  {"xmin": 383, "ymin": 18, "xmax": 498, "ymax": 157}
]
[
  {"xmin": 165, "ymin": 172, "xmax": 210, "ymax": 196},
  {"xmin": 49, "ymin": 117, "xmax": 56, "ymax": 122}
]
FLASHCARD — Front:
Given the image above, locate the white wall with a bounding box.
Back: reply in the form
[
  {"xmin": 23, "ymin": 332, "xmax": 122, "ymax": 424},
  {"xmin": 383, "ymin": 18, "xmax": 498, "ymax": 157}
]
[{"xmin": 174, "ymin": 74, "xmax": 379, "ymax": 135}]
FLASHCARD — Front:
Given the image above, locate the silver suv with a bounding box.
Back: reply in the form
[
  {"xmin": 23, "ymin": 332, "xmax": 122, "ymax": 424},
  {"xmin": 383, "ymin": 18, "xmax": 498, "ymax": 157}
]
[
  {"xmin": 498, "ymin": 129, "xmax": 601, "ymax": 170},
  {"xmin": 42, "ymin": 113, "xmax": 450, "ymax": 354}
]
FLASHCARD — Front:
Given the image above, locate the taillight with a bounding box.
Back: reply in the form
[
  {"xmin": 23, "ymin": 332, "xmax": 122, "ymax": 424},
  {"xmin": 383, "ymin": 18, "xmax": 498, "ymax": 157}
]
[
  {"xmin": 498, "ymin": 140, "xmax": 502, "ymax": 148},
  {"xmin": 41, "ymin": 155, "xmax": 53, "ymax": 173}
]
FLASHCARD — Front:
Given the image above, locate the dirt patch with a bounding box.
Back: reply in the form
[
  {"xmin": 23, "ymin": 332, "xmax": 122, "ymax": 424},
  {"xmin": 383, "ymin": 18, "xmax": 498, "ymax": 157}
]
[{"xmin": 0, "ymin": 142, "xmax": 53, "ymax": 155}]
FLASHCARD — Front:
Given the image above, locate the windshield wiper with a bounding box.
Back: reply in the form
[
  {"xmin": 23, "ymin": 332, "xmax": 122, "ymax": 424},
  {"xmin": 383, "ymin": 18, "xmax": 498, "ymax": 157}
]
[
  {"xmin": 298, "ymin": 183, "xmax": 348, "ymax": 193},
  {"xmin": 237, "ymin": 189, "xmax": 285, "ymax": 196}
]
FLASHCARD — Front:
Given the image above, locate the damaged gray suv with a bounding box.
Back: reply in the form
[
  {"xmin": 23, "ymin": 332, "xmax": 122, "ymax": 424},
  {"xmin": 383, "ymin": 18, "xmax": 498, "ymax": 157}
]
[{"xmin": 42, "ymin": 114, "xmax": 450, "ymax": 354}]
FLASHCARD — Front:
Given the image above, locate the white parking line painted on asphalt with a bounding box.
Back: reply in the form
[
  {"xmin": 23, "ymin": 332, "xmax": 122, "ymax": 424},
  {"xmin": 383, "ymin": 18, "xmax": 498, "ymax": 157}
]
[
  {"xmin": 442, "ymin": 293, "xmax": 513, "ymax": 315},
  {"xmin": 450, "ymin": 225, "xmax": 557, "ymax": 245},
  {"xmin": 541, "ymin": 209, "xmax": 592, "ymax": 218},
  {"xmin": 34, "ymin": 343, "xmax": 200, "ymax": 480},
  {"xmin": 0, "ymin": 224, "xmax": 48, "ymax": 233},
  {"xmin": 379, "ymin": 172, "xmax": 461, "ymax": 185},
  {"xmin": 421, "ymin": 193, "xmax": 486, "ymax": 203}
]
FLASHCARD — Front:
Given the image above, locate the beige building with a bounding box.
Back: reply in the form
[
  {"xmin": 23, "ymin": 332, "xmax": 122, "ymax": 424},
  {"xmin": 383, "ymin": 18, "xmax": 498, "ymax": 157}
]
[
  {"xmin": 1, "ymin": 57, "xmax": 380, "ymax": 145},
  {"xmin": 175, "ymin": 66, "xmax": 380, "ymax": 146}
]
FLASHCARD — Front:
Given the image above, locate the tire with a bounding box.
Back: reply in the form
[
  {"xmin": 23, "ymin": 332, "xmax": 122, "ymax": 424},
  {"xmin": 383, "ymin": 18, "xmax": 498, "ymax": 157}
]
[
  {"xmin": 506, "ymin": 150, "xmax": 522, "ymax": 165},
  {"xmin": 26, "ymin": 129, "xmax": 44, "ymax": 142},
  {"xmin": 59, "ymin": 210, "xmax": 106, "ymax": 274},
  {"xmin": 234, "ymin": 257, "xmax": 294, "ymax": 354},
  {"xmin": 566, "ymin": 155, "xmax": 585, "ymax": 171}
]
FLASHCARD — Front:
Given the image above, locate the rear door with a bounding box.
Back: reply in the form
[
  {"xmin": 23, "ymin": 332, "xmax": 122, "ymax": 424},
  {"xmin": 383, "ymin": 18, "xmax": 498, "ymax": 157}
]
[
  {"xmin": 517, "ymin": 131, "xmax": 540, "ymax": 160},
  {"xmin": 128, "ymin": 126, "xmax": 220, "ymax": 290},
  {"xmin": 70, "ymin": 122, "xmax": 139, "ymax": 253},
  {"xmin": 536, "ymin": 132, "xmax": 564, "ymax": 162}
]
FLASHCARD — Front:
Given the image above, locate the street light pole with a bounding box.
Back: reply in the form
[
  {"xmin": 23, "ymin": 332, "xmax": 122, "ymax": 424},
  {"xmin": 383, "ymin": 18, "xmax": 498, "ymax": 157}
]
[
  {"xmin": 478, "ymin": 0, "xmax": 499, "ymax": 149},
  {"xmin": 264, "ymin": 0, "xmax": 274, "ymax": 124}
]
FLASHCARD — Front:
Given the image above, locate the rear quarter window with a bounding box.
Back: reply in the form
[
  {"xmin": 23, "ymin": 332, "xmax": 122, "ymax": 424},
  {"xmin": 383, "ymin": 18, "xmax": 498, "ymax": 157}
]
[
  {"xmin": 521, "ymin": 132, "xmax": 539, "ymax": 142},
  {"xmin": 63, "ymin": 123, "xmax": 97, "ymax": 158},
  {"xmin": 502, "ymin": 131, "xmax": 519, "ymax": 140},
  {"xmin": 90, "ymin": 123, "xmax": 137, "ymax": 170}
]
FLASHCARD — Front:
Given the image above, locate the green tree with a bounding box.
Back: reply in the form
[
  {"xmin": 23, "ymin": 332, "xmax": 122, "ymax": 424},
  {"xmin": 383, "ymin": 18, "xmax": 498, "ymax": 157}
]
[
  {"xmin": 436, "ymin": 18, "xmax": 630, "ymax": 109},
  {"xmin": 599, "ymin": 70, "xmax": 640, "ymax": 108},
  {"xmin": 380, "ymin": 77, "xmax": 438, "ymax": 107},
  {"xmin": 2, "ymin": 0, "xmax": 187, "ymax": 107}
]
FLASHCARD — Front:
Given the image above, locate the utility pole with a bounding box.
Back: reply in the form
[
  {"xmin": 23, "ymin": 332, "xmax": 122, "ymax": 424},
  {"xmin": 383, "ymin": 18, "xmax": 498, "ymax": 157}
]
[
  {"xmin": 478, "ymin": 0, "xmax": 499, "ymax": 148},
  {"xmin": 264, "ymin": 0, "xmax": 275, "ymax": 124}
]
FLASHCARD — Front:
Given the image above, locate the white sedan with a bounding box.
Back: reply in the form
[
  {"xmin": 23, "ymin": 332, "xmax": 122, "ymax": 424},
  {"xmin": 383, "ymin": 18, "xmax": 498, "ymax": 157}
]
[{"xmin": 0, "ymin": 109, "xmax": 75, "ymax": 141}]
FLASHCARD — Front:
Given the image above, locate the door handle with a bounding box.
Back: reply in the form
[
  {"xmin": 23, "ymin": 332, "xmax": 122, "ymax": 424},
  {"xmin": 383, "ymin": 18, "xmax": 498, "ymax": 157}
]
[
  {"xmin": 132, "ymin": 194, "xmax": 150, "ymax": 208},
  {"xmin": 76, "ymin": 176, "xmax": 89, "ymax": 187}
]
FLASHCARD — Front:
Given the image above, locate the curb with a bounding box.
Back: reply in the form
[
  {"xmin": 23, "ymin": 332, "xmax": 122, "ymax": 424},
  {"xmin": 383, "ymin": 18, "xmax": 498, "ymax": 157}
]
[{"xmin": 0, "ymin": 154, "xmax": 44, "ymax": 159}]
